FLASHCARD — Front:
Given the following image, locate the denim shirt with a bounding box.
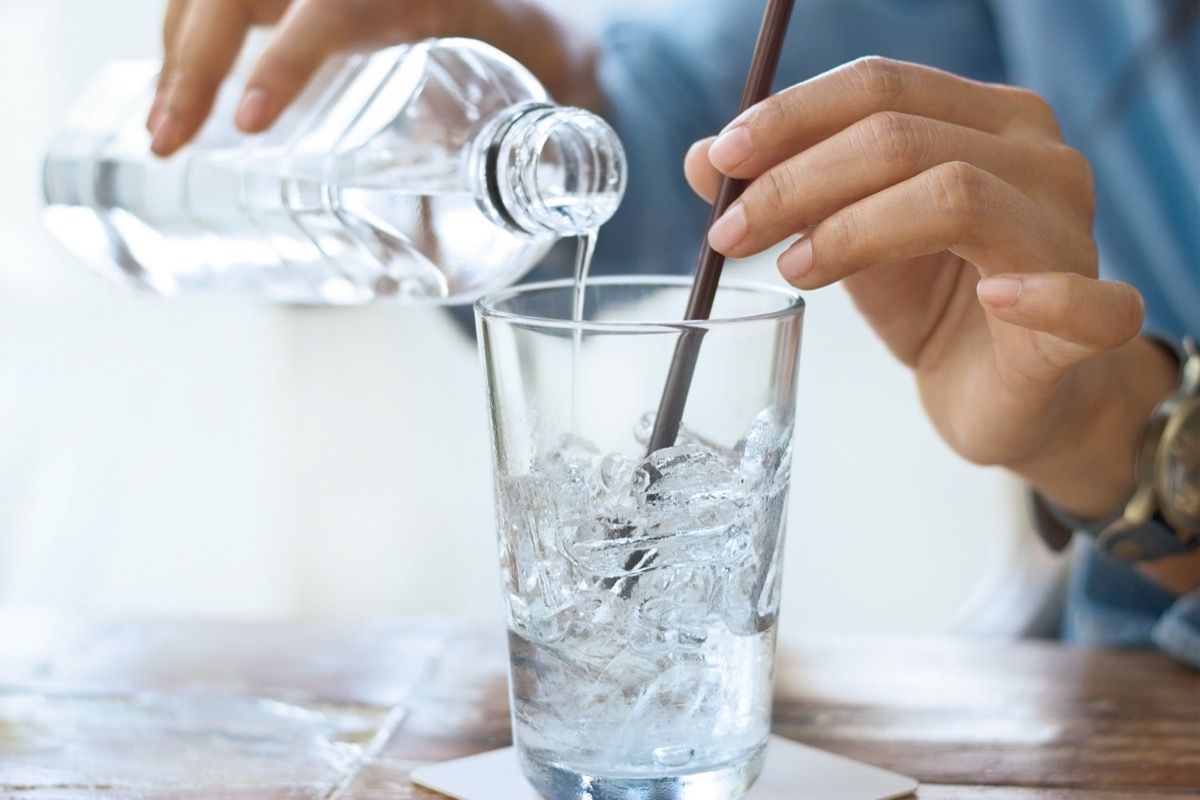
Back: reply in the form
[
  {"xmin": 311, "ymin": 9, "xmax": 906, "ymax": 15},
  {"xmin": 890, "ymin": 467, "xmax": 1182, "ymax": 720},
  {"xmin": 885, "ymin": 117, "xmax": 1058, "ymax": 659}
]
[
  {"xmin": 1066, "ymin": 538, "xmax": 1200, "ymax": 667},
  {"xmin": 590, "ymin": 0, "xmax": 1200, "ymax": 665}
]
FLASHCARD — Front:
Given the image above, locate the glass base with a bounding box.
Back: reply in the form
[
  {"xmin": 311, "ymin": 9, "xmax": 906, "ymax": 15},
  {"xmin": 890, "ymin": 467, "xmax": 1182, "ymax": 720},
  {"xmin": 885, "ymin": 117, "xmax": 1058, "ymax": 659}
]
[{"xmin": 519, "ymin": 745, "xmax": 765, "ymax": 800}]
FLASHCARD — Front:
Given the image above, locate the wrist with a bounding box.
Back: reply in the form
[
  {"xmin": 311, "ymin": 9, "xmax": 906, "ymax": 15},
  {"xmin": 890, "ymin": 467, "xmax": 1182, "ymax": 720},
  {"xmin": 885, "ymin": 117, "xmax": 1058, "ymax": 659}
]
[{"xmin": 1014, "ymin": 336, "xmax": 1180, "ymax": 522}]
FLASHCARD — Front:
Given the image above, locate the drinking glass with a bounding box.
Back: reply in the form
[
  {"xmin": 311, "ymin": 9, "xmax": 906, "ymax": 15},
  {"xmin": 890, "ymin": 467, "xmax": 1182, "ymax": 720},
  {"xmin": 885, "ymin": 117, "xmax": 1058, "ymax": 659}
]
[{"xmin": 475, "ymin": 275, "xmax": 804, "ymax": 800}]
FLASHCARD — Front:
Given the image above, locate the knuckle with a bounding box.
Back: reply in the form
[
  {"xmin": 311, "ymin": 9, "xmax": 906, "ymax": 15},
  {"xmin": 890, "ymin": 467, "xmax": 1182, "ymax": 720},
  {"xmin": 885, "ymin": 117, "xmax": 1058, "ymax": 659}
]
[
  {"xmin": 820, "ymin": 196, "xmax": 868, "ymax": 260},
  {"xmin": 1015, "ymin": 87, "xmax": 1056, "ymax": 125},
  {"xmin": 925, "ymin": 161, "xmax": 990, "ymax": 222},
  {"xmin": 756, "ymin": 165, "xmax": 799, "ymax": 217},
  {"xmin": 1003, "ymin": 85, "xmax": 1060, "ymax": 133},
  {"xmin": 748, "ymin": 90, "xmax": 791, "ymax": 137},
  {"xmin": 857, "ymin": 111, "xmax": 927, "ymax": 173},
  {"xmin": 1058, "ymin": 276, "xmax": 1144, "ymax": 349},
  {"xmin": 823, "ymin": 203, "xmax": 865, "ymax": 258},
  {"xmin": 1052, "ymin": 279, "xmax": 1081, "ymax": 322},
  {"xmin": 1057, "ymin": 144, "xmax": 1096, "ymax": 213},
  {"xmin": 844, "ymin": 56, "xmax": 907, "ymax": 106}
]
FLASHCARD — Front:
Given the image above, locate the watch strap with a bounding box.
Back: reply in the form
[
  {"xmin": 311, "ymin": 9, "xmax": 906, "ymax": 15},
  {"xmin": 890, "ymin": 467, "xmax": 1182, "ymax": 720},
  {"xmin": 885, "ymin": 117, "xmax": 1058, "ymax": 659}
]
[
  {"xmin": 1031, "ymin": 491, "xmax": 1200, "ymax": 562},
  {"xmin": 1098, "ymin": 513, "xmax": 1200, "ymax": 562}
]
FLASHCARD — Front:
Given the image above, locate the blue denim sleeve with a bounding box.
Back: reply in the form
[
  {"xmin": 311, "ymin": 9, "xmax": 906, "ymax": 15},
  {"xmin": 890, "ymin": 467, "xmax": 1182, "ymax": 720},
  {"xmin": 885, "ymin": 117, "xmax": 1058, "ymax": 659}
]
[
  {"xmin": 1154, "ymin": 588, "xmax": 1200, "ymax": 669},
  {"xmin": 1064, "ymin": 537, "xmax": 1200, "ymax": 669}
]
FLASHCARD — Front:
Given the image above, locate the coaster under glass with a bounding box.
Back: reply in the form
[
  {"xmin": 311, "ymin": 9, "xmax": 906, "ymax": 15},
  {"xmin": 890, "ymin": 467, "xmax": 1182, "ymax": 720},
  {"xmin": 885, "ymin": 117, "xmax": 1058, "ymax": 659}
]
[{"xmin": 410, "ymin": 734, "xmax": 918, "ymax": 800}]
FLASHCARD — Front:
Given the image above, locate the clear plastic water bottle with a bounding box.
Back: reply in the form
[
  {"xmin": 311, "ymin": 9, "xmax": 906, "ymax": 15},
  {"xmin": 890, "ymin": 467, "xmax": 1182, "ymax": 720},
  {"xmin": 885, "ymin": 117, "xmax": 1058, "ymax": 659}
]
[{"xmin": 42, "ymin": 38, "xmax": 626, "ymax": 305}]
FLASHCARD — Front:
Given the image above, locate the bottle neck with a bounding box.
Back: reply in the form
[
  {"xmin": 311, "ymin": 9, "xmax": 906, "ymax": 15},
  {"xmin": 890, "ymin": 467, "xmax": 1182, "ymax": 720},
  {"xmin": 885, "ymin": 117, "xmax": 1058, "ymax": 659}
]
[{"xmin": 473, "ymin": 102, "xmax": 626, "ymax": 238}]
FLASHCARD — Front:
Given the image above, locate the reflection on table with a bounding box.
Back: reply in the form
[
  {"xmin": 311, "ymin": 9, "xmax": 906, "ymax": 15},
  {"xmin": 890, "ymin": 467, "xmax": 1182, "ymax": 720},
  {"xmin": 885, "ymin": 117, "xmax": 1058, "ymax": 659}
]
[{"xmin": 0, "ymin": 608, "xmax": 1196, "ymax": 798}]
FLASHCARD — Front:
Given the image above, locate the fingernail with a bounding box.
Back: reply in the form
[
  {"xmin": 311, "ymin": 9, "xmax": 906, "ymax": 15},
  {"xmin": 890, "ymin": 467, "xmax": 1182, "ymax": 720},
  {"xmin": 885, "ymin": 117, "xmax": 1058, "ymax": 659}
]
[
  {"xmin": 707, "ymin": 203, "xmax": 747, "ymax": 252},
  {"xmin": 150, "ymin": 112, "xmax": 184, "ymax": 155},
  {"xmin": 708, "ymin": 126, "xmax": 753, "ymax": 171},
  {"xmin": 977, "ymin": 276, "xmax": 1023, "ymax": 307},
  {"xmin": 778, "ymin": 236, "xmax": 813, "ymax": 281},
  {"xmin": 235, "ymin": 88, "xmax": 276, "ymax": 131}
]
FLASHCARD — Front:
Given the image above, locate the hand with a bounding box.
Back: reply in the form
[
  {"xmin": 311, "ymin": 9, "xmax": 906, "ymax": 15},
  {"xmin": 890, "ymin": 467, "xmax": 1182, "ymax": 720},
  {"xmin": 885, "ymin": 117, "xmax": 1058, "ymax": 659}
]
[
  {"xmin": 148, "ymin": 0, "xmax": 600, "ymax": 156},
  {"xmin": 685, "ymin": 57, "xmax": 1175, "ymax": 522}
]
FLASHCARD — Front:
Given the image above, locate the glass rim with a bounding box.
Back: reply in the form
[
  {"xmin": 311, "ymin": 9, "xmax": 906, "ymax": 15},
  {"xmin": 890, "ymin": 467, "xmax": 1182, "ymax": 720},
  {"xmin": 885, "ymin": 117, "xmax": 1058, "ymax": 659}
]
[{"xmin": 474, "ymin": 274, "xmax": 805, "ymax": 333}]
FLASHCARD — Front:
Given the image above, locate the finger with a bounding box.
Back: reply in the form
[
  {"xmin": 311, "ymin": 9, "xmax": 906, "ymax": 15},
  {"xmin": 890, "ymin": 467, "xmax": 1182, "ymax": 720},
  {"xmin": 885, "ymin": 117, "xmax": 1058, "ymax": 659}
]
[
  {"xmin": 235, "ymin": 0, "xmax": 470, "ymax": 133},
  {"xmin": 707, "ymin": 56, "xmax": 1061, "ymax": 178},
  {"xmin": 235, "ymin": 0, "xmax": 361, "ymax": 132},
  {"xmin": 976, "ymin": 272, "xmax": 1145, "ymax": 368},
  {"xmin": 774, "ymin": 161, "xmax": 1092, "ymax": 288},
  {"xmin": 162, "ymin": 0, "xmax": 192, "ymax": 61},
  {"xmin": 150, "ymin": 0, "xmax": 192, "ymax": 131},
  {"xmin": 684, "ymin": 137, "xmax": 722, "ymax": 203},
  {"xmin": 151, "ymin": 0, "xmax": 257, "ymax": 155},
  {"xmin": 707, "ymin": 112, "xmax": 1091, "ymax": 259}
]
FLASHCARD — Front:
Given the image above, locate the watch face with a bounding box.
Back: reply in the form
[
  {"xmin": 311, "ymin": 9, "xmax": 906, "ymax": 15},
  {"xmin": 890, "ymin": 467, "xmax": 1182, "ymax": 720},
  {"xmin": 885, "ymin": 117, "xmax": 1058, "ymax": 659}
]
[{"xmin": 1157, "ymin": 395, "xmax": 1200, "ymax": 537}]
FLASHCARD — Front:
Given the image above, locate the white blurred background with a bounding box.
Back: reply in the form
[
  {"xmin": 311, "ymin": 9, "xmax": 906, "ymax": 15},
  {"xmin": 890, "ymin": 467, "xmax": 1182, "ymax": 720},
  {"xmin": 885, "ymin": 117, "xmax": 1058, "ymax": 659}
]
[{"xmin": 0, "ymin": 0, "xmax": 1063, "ymax": 637}]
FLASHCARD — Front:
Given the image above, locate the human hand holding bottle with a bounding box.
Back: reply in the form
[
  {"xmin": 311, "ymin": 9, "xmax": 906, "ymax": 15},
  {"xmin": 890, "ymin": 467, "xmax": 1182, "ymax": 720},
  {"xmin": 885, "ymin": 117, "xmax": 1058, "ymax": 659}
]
[
  {"xmin": 684, "ymin": 57, "xmax": 1179, "ymax": 536},
  {"xmin": 148, "ymin": 0, "xmax": 601, "ymax": 156}
]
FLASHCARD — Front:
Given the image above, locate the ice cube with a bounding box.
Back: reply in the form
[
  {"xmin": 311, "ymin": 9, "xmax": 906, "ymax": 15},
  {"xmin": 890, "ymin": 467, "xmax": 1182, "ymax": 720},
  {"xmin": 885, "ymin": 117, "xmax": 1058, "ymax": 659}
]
[
  {"xmin": 597, "ymin": 452, "xmax": 649, "ymax": 511},
  {"xmin": 567, "ymin": 522, "xmax": 746, "ymax": 579},
  {"xmin": 632, "ymin": 411, "xmax": 658, "ymax": 447},
  {"xmin": 736, "ymin": 407, "xmax": 793, "ymax": 489},
  {"xmin": 631, "ymin": 595, "xmax": 711, "ymax": 655},
  {"xmin": 639, "ymin": 444, "xmax": 740, "ymax": 505},
  {"xmin": 531, "ymin": 454, "xmax": 596, "ymax": 515},
  {"xmin": 718, "ymin": 500, "xmax": 787, "ymax": 636},
  {"xmin": 631, "ymin": 412, "xmax": 719, "ymax": 450}
]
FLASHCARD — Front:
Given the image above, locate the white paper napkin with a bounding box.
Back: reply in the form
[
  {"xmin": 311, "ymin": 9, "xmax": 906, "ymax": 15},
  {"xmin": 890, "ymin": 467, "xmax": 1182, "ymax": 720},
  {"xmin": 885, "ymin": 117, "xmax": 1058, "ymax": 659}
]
[{"xmin": 411, "ymin": 734, "xmax": 918, "ymax": 799}]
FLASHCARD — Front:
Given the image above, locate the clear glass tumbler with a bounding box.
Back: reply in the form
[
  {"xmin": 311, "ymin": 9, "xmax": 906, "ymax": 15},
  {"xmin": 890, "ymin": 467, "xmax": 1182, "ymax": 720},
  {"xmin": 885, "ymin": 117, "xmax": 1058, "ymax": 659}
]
[{"xmin": 475, "ymin": 276, "xmax": 804, "ymax": 800}]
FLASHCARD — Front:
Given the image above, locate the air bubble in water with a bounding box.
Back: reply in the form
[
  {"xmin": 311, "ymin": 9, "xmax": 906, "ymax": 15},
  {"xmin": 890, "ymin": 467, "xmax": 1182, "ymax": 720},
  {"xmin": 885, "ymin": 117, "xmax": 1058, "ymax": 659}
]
[{"xmin": 652, "ymin": 744, "xmax": 696, "ymax": 767}]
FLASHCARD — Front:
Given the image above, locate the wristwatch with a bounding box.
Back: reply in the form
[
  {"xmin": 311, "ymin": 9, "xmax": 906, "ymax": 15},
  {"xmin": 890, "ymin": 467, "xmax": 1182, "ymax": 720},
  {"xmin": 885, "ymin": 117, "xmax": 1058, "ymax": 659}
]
[
  {"xmin": 1096, "ymin": 336, "xmax": 1200, "ymax": 561},
  {"xmin": 1031, "ymin": 337, "xmax": 1200, "ymax": 562}
]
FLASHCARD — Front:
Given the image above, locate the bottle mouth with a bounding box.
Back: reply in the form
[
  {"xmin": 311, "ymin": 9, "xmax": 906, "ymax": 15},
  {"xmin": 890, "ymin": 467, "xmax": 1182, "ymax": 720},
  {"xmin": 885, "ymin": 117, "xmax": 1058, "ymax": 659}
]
[
  {"xmin": 480, "ymin": 103, "xmax": 626, "ymax": 237},
  {"xmin": 482, "ymin": 104, "xmax": 547, "ymax": 234}
]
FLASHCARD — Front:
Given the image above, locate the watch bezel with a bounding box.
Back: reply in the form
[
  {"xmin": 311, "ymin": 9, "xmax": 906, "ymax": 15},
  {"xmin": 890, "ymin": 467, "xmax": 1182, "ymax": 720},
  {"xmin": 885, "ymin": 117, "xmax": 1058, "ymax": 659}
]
[
  {"xmin": 1096, "ymin": 337, "xmax": 1199, "ymax": 561},
  {"xmin": 1154, "ymin": 392, "xmax": 1200, "ymax": 538}
]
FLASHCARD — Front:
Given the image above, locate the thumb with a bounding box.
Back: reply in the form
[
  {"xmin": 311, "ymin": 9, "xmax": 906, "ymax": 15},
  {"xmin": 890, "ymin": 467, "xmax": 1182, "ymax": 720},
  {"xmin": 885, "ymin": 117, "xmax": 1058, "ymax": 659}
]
[
  {"xmin": 977, "ymin": 272, "xmax": 1145, "ymax": 374},
  {"xmin": 684, "ymin": 137, "xmax": 723, "ymax": 204}
]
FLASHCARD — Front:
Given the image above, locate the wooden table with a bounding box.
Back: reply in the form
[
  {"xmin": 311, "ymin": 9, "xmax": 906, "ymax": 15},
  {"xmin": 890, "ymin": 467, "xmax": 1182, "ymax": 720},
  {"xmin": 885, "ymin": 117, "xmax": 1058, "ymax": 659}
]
[{"xmin": 0, "ymin": 608, "xmax": 1196, "ymax": 798}]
